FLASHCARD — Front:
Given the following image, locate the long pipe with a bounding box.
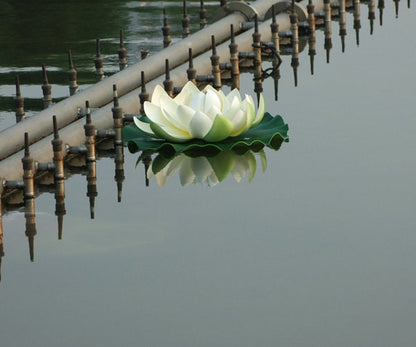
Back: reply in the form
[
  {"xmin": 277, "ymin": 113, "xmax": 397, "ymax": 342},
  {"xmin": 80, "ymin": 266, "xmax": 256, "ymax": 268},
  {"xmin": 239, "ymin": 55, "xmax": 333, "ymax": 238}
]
[
  {"xmin": 0, "ymin": 0, "xmax": 329, "ymax": 181},
  {"xmin": 0, "ymin": 0, "xmax": 282, "ymax": 161}
]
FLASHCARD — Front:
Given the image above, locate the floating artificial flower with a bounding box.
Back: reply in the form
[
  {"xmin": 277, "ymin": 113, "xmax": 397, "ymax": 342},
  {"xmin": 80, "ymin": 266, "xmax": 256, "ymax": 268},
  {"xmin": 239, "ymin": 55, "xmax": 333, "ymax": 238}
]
[{"xmin": 134, "ymin": 81, "xmax": 265, "ymax": 143}]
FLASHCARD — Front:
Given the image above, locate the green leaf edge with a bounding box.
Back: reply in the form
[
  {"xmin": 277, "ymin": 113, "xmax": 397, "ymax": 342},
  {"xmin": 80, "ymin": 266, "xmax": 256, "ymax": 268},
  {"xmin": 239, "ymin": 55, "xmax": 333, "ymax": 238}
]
[{"xmin": 123, "ymin": 112, "xmax": 289, "ymax": 154}]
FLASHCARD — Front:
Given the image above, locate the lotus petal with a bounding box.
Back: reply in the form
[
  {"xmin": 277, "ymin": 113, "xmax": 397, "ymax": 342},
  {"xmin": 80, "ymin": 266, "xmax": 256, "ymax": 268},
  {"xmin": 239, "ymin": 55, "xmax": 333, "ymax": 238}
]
[
  {"xmin": 204, "ymin": 85, "xmax": 226, "ymax": 109},
  {"xmin": 191, "ymin": 157, "xmax": 213, "ymax": 183},
  {"xmin": 229, "ymin": 109, "xmax": 247, "ymax": 137},
  {"xmin": 143, "ymin": 101, "xmax": 170, "ymax": 127},
  {"xmin": 225, "ymin": 88, "xmax": 241, "ymax": 103},
  {"xmin": 251, "ymin": 93, "xmax": 265, "ymax": 127},
  {"xmin": 151, "ymin": 85, "xmax": 169, "ymax": 106},
  {"xmin": 205, "ymin": 104, "xmax": 221, "ymax": 120},
  {"xmin": 223, "ymin": 95, "xmax": 242, "ymax": 121},
  {"xmin": 159, "ymin": 94, "xmax": 190, "ymax": 134},
  {"xmin": 246, "ymin": 151, "xmax": 257, "ymax": 182},
  {"xmin": 204, "ymin": 89, "xmax": 222, "ymax": 115},
  {"xmin": 189, "ymin": 110, "xmax": 213, "ymax": 138},
  {"xmin": 189, "ymin": 91, "xmax": 206, "ymax": 113},
  {"xmin": 207, "ymin": 171, "xmax": 220, "ymax": 187},
  {"xmin": 174, "ymin": 81, "xmax": 200, "ymax": 105},
  {"xmin": 165, "ymin": 155, "xmax": 184, "ymax": 177},
  {"xmin": 203, "ymin": 114, "xmax": 234, "ymax": 142},
  {"xmin": 258, "ymin": 150, "xmax": 267, "ymax": 172},
  {"xmin": 155, "ymin": 170, "xmax": 169, "ymax": 187},
  {"xmin": 176, "ymin": 104, "xmax": 196, "ymax": 129},
  {"xmin": 150, "ymin": 123, "xmax": 192, "ymax": 143},
  {"xmin": 179, "ymin": 157, "xmax": 195, "ymax": 186},
  {"xmin": 133, "ymin": 116, "xmax": 158, "ymax": 138},
  {"xmin": 242, "ymin": 98, "xmax": 255, "ymax": 132},
  {"xmin": 231, "ymin": 157, "xmax": 249, "ymax": 182},
  {"xmin": 149, "ymin": 154, "xmax": 172, "ymax": 175}
]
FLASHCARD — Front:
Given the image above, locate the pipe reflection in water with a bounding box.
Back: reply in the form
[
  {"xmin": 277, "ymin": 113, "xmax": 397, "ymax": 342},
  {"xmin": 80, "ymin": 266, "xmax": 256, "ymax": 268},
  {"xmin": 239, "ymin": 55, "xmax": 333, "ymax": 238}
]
[
  {"xmin": 290, "ymin": 0, "xmax": 299, "ymax": 86},
  {"xmin": 270, "ymin": 6, "xmax": 281, "ymax": 100},
  {"xmin": 368, "ymin": 0, "xmax": 376, "ymax": 34},
  {"xmin": 378, "ymin": 0, "xmax": 384, "ymax": 25},
  {"xmin": 339, "ymin": 0, "xmax": 347, "ymax": 52},
  {"xmin": 24, "ymin": 188, "xmax": 37, "ymax": 262},
  {"xmin": 307, "ymin": 0, "xmax": 316, "ymax": 75},
  {"xmin": 112, "ymin": 85, "xmax": 125, "ymax": 202},
  {"xmin": 354, "ymin": 0, "xmax": 362, "ymax": 45},
  {"xmin": 52, "ymin": 116, "xmax": 66, "ymax": 238},
  {"xmin": 323, "ymin": 0, "xmax": 333, "ymax": 63},
  {"xmin": 80, "ymin": 101, "xmax": 98, "ymax": 219}
]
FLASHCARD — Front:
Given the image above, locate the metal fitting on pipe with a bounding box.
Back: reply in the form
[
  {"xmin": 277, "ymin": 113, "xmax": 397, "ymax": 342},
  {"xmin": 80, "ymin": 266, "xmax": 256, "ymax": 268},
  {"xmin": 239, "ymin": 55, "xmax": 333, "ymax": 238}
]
[
  {"xmin": 14, "ymin": 76, "xmax": 25, "ymax": 123},
  {"xmin": 162, "ymin": 8, "xmax": 171, "ymax": 48},
  {"xmin": 22, "ymin": 133, "xmax": 35, "ymax": 200},
  {"xmin": 94, "ymin": 39, "xmax": 105, "ymax": 81},
  {"xmin": 139, "ymin": 71, "xmax": 149, "ymax": 115},
  {"xmin": 215, "ymin": 1, "xmax": 259, "ymax": 21},
  {"xmin": 229, "ymin": 24, "xmax": 240, "ymax": 90},
  {"xmin": 112, "ymin": 85, "xmax": 124, "ymax": 147},
  {"xmin": 164, "ymin": 59, "xmax": 174, "ymax": 97},
  {"xmin": 187, "ymin": 48, "xmax": 197, "ymax": 84},
  {"xmin": 118, "ymin": 29, "xmax": 128, "ymax": 71},
  {"xmin": 182, "ymin": 1, "xmax": 191, "ymax": 38},
  {"xmin": 41, "ymin": 65, "xmax": 52, "ymax": 109},
  {"xmin": 68, "ymin": 50, "xmax": 78, "ymax": 96},
  {"xmin": 52, "ymin": 116, "xmax": 65, "ymax": 181},
  {"xmin": 211, "ymin": 36, "xmax": 222, "ymax": 90},
  {"xmin": 84, "ymin": 102, "xmax": 96, "ymax": 163},
  {"xmin": 200, "ymin": 0, "xmax": 208, "ymax": 29}
]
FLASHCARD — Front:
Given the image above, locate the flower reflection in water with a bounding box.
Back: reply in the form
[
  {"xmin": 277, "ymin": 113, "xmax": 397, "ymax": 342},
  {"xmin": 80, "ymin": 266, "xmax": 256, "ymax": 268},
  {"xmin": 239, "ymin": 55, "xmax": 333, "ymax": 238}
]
[{"xmin": 145, "ymin": 149, "xmax": 268, "ymax": 187}]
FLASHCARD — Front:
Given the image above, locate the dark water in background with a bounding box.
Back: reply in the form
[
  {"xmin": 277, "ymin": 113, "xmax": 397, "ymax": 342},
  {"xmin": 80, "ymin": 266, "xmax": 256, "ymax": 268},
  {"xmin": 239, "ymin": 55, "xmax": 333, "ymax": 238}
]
[
  {"xmin": 0, "ymin": 0, "xmax": 217, "ymax": 115},
  {"xmin": 1, "ymin": 1, "xmax": 416, "ymax": 346}
]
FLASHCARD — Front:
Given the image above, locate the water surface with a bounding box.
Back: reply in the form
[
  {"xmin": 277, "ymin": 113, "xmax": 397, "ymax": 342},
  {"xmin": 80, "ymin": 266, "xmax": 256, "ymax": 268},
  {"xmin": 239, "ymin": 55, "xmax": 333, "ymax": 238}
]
[{"xmin": 0, "ymin": 1, "xmax": 415, "ymax": 346}]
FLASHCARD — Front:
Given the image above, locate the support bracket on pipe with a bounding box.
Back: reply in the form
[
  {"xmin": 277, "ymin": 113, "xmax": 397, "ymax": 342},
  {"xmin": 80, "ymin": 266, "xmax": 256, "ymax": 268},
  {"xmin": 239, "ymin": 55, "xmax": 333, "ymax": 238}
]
[
  {"xmin": 214, "ymin": 1, "xmax": 259, "ymax": 22},
  {"xmin": 264, "ymin": 1, "xmax": 308, "ymax": 22}
]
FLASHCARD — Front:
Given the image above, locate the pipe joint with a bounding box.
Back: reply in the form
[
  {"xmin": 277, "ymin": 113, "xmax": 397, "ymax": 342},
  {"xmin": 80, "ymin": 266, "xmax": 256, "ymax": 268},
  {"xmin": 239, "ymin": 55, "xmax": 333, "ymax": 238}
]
[
  {"xmin": 264, "ymin": 2, "xmax": 308, "ymax": 23},
  {"xmin": 215, "ymin": 1, "xmax": 259, "ymax": 22}
]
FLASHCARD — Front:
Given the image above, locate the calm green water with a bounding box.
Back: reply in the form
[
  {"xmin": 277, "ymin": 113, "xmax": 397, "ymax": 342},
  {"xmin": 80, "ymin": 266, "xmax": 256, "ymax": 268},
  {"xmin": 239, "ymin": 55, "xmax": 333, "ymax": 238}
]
[{"xmin": 1, "ymin": 1, "xmax": 416, "ymax": 346}]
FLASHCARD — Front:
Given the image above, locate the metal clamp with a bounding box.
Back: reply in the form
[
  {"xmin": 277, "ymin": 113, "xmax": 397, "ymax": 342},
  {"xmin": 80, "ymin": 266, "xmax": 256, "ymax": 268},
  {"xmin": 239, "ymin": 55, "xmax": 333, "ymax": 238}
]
[
  {"xmin": 264, "ymin": 1, "xmax": 308, "ymax": 23},
  {"xmin": 214, "ymin": 1, "xmax": 259, "ymax": 21}
]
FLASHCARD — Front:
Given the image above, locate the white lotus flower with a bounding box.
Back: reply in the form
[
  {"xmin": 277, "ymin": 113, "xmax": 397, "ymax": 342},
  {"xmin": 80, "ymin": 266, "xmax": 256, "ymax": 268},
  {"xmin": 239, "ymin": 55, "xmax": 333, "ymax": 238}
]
[{"xmin": 134, "ymin": 81, "xmax": 265, "ymax": 143}]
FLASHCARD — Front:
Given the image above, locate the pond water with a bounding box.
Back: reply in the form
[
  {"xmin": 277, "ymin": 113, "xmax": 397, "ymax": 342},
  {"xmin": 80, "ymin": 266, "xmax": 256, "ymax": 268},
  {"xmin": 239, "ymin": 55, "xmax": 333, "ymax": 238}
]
[{"xmin": 1, "ymin": 1, "xmax": 416, "ymax": 346}]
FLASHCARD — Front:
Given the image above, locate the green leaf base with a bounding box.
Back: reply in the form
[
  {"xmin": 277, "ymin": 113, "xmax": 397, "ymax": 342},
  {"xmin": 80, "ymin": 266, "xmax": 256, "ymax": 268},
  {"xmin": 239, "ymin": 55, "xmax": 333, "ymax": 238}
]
[{"xmin": 123, "ymin": 112, "xmax": 289, "ymax": 157}]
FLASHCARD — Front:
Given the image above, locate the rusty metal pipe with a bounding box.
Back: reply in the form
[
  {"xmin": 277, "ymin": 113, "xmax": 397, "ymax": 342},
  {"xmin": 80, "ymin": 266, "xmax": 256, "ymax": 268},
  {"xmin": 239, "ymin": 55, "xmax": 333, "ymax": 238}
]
[
  {"xmin": 0, "ymin": 0, "xmax": 283, "ymax": 161},
  {"xmin": 0, "ymin": 0, "xmax": 333, "ymax": 180}
]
